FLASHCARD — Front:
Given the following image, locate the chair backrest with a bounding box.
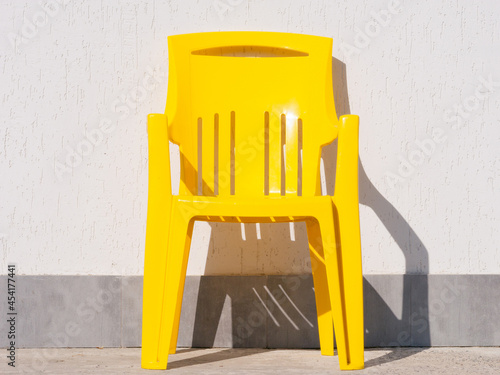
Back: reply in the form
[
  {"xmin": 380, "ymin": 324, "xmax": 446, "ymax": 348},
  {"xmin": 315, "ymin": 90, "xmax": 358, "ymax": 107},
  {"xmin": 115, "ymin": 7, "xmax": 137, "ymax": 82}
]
[{"xmin": 166, "ymin": 32, "xmax": 339, "ymax": 197}]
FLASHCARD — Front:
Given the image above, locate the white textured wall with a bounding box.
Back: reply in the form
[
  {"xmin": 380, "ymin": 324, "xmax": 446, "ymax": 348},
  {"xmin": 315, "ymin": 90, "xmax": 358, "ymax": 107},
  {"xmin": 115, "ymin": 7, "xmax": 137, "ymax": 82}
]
[{"xmin": 0, "ymin": 0, "xmax": 499, "ymax": 275}]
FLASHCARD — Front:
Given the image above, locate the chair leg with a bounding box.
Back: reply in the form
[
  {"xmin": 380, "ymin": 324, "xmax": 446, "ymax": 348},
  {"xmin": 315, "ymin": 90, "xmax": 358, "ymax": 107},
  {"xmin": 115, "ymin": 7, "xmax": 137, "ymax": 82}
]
[
  {"xmin": 306, "ymin": 219, "xmax": 334, "ymax": 356},
  {"xmin": 142, "ymin": 113, "xmax": 175, "ymax": 369},
  {"xmin": 156, "ymin": 209, "xmax": 195, "ymax": 369},
  {"xmin": 169, "ymin": 317, "xmax": 180, "ymax": 354},
  {"xmin": 141, "ymin": 206, "xmax": 173, "ymax": 369},
  {"xmin": 169, "ymin": 225, "xmax": 193, "ymax": 355},
  {"xmin": 141, "ymin": 203, "xmax": 194, "ymax": 369},
  {"xmin": 318, "ymin": 206, "xmax": 364, "ymax": 370}
]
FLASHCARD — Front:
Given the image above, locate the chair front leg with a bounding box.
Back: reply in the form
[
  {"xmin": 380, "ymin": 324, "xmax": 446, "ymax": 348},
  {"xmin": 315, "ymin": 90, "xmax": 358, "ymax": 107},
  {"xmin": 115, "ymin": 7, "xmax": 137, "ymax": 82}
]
[
  {"xmin": 330, "ymin": 114, "xmax": 364, "ymax": 370},
  {"xmin": 142, "ymin": 114, "xmax": 173, "ymax": 369}
]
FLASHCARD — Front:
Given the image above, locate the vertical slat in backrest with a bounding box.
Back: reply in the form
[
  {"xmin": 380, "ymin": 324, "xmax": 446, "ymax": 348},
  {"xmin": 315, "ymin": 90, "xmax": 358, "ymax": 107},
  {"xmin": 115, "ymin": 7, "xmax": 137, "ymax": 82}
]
[
  {"xmin": 166, "ymin": 32, "xmax": 338, "ymax": 197},
  {"xmin": 267, "ymin": 111, "xmax": 280, "ymax": 196},
  {"xmin": 285, "ymin": 114, "xmax": 299, "ymax": 195}
]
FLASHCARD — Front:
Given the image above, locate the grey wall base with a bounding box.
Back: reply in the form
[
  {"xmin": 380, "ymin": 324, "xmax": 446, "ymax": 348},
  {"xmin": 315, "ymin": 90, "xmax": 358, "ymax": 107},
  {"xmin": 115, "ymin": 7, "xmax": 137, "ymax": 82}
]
[{"xmin": 1, "ymin": 275, "xmax": 499, "ymax": 348}]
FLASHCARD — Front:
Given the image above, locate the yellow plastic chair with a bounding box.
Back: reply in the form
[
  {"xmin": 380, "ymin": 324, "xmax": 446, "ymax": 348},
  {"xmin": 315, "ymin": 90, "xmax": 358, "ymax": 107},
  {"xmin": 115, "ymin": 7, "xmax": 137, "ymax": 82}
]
[{"xmin": 141, "ymin": 31, "xmax": 364, "ymax": 370}]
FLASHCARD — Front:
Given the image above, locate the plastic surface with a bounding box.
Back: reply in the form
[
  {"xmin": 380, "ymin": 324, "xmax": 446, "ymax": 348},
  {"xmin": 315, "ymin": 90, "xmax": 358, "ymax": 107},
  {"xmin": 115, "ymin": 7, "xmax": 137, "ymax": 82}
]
[{"xmin": 141, "ymin": 31, "xmax": 364, "ymax": 370}]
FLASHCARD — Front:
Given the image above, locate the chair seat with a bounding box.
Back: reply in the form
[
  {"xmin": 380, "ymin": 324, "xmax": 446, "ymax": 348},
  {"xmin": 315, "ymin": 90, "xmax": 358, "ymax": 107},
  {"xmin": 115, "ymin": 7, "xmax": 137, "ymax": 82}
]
[{"xmin": 173, "ymin": 195, "xmax": 333, "ymax": 223}]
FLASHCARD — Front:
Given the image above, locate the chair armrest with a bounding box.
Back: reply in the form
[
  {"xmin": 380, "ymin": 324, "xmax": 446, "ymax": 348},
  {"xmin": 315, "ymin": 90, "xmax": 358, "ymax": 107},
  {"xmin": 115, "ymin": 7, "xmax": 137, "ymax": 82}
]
[
  {"xmin": 147, "ymin": 113, "xmax": 172, "ymax": 197},
  {"xmin": 334, "ymin": 115, "xmax": 359, "ymax": 202}
]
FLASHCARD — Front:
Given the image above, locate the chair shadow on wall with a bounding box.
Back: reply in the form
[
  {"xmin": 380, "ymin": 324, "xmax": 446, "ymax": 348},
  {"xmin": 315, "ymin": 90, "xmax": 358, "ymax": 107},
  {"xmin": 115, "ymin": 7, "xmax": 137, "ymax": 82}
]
[{"xmin": 173, "ymin": 57, "xmax": 430, "ymax": 369}]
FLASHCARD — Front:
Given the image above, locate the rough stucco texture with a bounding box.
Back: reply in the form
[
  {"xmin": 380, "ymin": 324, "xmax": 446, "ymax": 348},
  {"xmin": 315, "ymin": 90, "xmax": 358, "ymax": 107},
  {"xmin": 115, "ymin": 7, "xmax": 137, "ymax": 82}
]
[{"xmin": 0, "ymin": 0, "xmax": 499, "ymax": 275}]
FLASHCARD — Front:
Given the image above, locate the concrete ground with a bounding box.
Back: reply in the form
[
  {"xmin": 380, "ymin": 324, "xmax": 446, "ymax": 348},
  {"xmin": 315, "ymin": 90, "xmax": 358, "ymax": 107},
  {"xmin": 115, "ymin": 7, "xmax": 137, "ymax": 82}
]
[{"xmin": 4, "ymin": 347, "xmax": 500, "ymax": 374}]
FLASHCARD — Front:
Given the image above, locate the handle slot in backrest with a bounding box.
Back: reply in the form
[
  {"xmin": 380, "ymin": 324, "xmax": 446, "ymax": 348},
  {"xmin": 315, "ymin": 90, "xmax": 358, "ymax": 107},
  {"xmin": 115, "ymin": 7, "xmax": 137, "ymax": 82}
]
[{"xmin": 192, "ymin": 45, "xmax": 308, "ymax": 57}]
